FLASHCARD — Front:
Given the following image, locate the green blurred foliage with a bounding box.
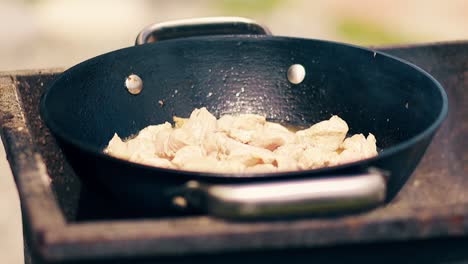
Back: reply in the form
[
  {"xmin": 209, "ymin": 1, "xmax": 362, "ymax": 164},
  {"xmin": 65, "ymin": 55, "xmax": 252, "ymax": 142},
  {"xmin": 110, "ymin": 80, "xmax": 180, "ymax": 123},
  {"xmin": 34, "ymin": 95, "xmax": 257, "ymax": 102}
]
[
  {"xmin": 336, "ymin": 17, "xmax": 417, "ymax": 45},
  {"xmin": 216, "ymin": 0, "xmax": 284, "ymax": 15}
]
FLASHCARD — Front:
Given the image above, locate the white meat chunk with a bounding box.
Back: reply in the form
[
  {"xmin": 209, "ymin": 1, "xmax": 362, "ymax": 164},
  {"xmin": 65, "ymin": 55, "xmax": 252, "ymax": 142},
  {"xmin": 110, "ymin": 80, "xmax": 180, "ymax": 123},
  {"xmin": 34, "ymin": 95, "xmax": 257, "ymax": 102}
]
[
  {"xmin": 274, "ymin": 144, "xmax": 307, "ymax": 161},
  {"xmin": 105, "ymin": 131, "xmax": 176, "ymax": 169},
  {"xmin": 181, "ymin": 157, "xmax": 246, "ymax": 173},
  {"xmin": 106, "ymin": 122, "xmax": 172, "ymax": 159},
  {"xmin": 230, "ymin": 114, "xmax": 266, "ymax": 130},
  {"xmin": 172, "ymin": 145, "xmax": 205, "ymax": 168},
  {"xmin": 153, "ymin": 124, "xmax": 175, "ymax": 158},
  {"xmin": 297, "ymin": 147, "xmax": 339, "ymax": 170},
  {"xmin": 105, "ymin": 133, "xmax": 129, "ymax": 159},
  {"xmin": 178, "ymin": 107, "xmax": 217, "ymax": 142},
  {"xmin": 173, "ymin": 116, "xmax": 188, "ymax": 128},
  {"xmin": 336, "ymin": 133, "xmax": 378, "ymax": 164},
  {"xmin": 249, "ymin": 122, "xmax": 296, "ymax": 151},
  {"xmin": 136, "ymin": 122, "xmax": 172, "ymax": 141},
  {"xmin": 216, "ymin": 160, "xmax": 247, "ymax": 174},
  {"xmin": 200, "ymin": 132, "xmax": 224, "ymax": 156},
  {"xmin": 157, "ymin": 107, "xmax": 217, "ymax": 158},
  {"xmin": 275, "ymin": 155, "xmax": 299, "ymax": 172},
  {"xmin": 218, "ymin": 113, "xmax": 266, "ymax": 143},
  {"xmin": 126, "ymin": 138, "xmax": 156, "ymax": 160},
  {"xmin": 130, "ymin": 155, "xmax": 175, "ymax": 169},
  {"xmin": 221, "ymin": 137, "xmax": 276, "ymax": 166},
  {"xmin": 105, "ymin": 107, "xmax": 379, "ymax": 174},
  {"xmin": 161, "ymin": 129, "xmax": 195, "ymax": 158},
  {"xmin": 179, "ymin": 156, "xmax": 218, "ymax": 172},
  {"xmin": 217, "ymin": 115, "xmax": 235, "ymax": 132},
  {"xmin": 245, "ymin": 164, "xmax": 277, "ymax": 173},
  {"xmin": 296, "ymin": 115, "xmax": 349, "ymax": 151}
]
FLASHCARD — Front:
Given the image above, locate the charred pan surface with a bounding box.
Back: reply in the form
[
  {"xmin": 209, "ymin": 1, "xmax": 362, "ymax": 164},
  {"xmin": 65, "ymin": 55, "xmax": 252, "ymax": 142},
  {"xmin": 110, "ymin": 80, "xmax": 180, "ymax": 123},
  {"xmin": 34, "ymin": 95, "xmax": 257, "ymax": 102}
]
[{"xmin": 0, "ymin": 42, "xmax": 467, "ymax": 262}]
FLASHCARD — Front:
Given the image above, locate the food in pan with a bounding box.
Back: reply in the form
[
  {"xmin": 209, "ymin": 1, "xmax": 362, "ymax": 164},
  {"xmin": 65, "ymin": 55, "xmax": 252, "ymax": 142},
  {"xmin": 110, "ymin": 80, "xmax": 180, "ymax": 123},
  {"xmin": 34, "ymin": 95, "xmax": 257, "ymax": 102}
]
[{"xmin": 104, "ymin": 107, "xmax": 378, "ymax": 173}]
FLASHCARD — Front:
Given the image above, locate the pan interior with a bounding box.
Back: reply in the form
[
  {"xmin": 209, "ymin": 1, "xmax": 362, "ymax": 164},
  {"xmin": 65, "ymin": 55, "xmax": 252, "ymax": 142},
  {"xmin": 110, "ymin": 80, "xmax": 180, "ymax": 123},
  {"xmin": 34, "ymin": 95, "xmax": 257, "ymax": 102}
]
[{"xmin": 41, "ymin": 36, "xmax": 445, "ymax": 161}]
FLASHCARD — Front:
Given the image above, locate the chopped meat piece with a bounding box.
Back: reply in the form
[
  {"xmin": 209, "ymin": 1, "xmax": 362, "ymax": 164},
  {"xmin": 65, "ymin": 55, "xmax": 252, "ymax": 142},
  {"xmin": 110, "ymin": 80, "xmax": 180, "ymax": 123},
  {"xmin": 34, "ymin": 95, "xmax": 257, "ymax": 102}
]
[
  {"xmin": 179, "ymin": 156, "xmax": 219, "ymax": 172},
  {"xmin": 218, "ymin": 113, "xmax": 266, "ymax": 143},
  {"xmin": 201, "ymin": 132, "xmax": 226, "ymax": 156},
  {"xmin": 245, "ymin": 164, "xmax": 277, "ymax": 173},
  {"xmin": 106, "ymin": 122, "xmax": 172, "ymax": 159},
  {"xmin": 173, "ymin": 116, "xmax": 188, "ymax": 128},
  {"xmin": 275, "ymin": 155, "xmax": 299, "ymax": 172},
  {"xmin": 126, "ymin": 138, "xmax": 156, "ymax": 160},
  {"xmin": 181, "ymin": 157, "xmax": 246, "ymax": 173},
  {"xmin": 153, "ymin": 124, "xmax": 174, "ymax": 158},
  {"xmin": 297, "ymin": 147, "xmax": 339, "ymax": 169},
  {"xmin": 215, "ymin": 160, "xmax": 247, "ymax": 173},
  {"xmin": 249, "ymin": 122, "xmax": 296, "ymax": 150},
  {"xmin": 131, "ymin": 155, "xmax": 175, "ymax": 169},
  {"xmin": 274, "ymin": 144, "xmax": 307, "ymax": 160},
  {"xmin": 105, "ymin": 108, "xmax": 378, "ymax": 174},
  {"xmin": 230, "ymin": 114, "xmax": 266, "ymax": 130},
  {"xmin": 222, "ymin": 137, "xmax": 276, "ymax": 166},
  {"xmin": 105, "ymin": 133, "xmax": 130, "ymax": 159},
  {"xmin": 336, "ymin": 133, "xmax": 378, "ymax": 164},
  {"xmin": 172, "ymin": 145, "xmax": 205, "ymax": 167},
  {"xmin": 162, "ymin": 129, "xmax": 194, "ymax": 158},
  {"xmin": 296, "ymin": 115, "xmax": 348, "ymax": 151},
  {"xmin": 180, "ymin": 107, "xmax": 217, "ymax": 143},
  {"xmin": 217, "ymin": 115, "xmax": 235, "ymax": 132},
  {"xmin": 157, "ymin": 107, "xmax": 217, "ymax": 158},
  {"xmin": 227, "ymin": 128, "xmax": 256, "ymax": 143},
  {"xmin": 136, "ymin": 123, "xmax": 172, "ymax": 141}
]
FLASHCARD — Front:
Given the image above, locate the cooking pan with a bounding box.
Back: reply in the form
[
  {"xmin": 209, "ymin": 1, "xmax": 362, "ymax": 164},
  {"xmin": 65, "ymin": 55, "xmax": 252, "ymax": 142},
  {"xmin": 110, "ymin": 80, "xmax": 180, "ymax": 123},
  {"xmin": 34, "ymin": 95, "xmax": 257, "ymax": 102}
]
[{"xmin": 40, "ymin": 17, "xmax": 448, "ymax": 219}]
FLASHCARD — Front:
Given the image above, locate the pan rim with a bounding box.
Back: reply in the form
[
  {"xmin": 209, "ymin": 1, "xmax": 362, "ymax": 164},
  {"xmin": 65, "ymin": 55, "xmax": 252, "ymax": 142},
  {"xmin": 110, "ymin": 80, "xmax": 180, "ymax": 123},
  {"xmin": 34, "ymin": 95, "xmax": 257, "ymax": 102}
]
[{"xmin": 40, "ymin": 35, "xmax": 449, "ymax": 181}]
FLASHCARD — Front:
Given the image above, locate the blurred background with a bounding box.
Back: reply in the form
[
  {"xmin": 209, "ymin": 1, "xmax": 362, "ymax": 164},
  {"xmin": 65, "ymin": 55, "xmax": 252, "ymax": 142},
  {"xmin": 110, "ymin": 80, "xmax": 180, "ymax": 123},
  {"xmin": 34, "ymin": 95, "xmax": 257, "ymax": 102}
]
[
  {"xmin": 0, "ymin": 0, "xmax": 467, "ymax": 71},
  {"xmin": 0, "ymin": 0, "xmax": 466, "ymax": 263}
]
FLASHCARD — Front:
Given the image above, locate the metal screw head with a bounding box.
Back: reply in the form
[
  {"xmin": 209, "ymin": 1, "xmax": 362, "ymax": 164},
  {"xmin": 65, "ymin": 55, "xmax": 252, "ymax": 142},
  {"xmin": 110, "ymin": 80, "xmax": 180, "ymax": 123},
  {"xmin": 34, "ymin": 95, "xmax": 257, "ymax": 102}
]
[
  {"xmin": 287, "ymin": 64, "xmax": 306, "ymax": 84},
  {"xmin": 172, "ymin": 196, "xmax": 188, "ymax": 209},
  {"xmin": 186, "ymin": 180, "xmax": 200, "ymax": 189},
  {"xmin": 125, "ymin": 74, "xmax": 143, "ymax": 94}
]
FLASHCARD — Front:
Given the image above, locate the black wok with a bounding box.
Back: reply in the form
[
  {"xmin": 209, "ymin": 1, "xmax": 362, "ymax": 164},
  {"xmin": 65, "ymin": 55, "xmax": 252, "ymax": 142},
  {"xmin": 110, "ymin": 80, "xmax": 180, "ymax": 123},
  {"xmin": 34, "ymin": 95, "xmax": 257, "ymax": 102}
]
[{"xmin": 40, "ymin": 17, "xmax": 448, "ymax": 219}]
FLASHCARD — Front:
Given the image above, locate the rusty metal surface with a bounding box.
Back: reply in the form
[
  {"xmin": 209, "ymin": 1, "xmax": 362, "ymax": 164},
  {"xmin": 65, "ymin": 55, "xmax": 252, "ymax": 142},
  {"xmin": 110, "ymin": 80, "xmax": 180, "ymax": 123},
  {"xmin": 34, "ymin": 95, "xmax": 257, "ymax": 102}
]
[
  {"xmin": 13, "ymin": 71, "xmax": 82, "ymax": 222},
  {"xmin": 0, "ymin": 42, "xmax": 467, "ymax": 263}
]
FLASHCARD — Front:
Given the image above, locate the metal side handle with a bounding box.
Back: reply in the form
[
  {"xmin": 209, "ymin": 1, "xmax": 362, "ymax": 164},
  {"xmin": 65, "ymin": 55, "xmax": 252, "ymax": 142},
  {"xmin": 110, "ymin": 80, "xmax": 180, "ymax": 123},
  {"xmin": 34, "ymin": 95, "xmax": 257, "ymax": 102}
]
[
  {"xmin": 135, "ymin": 16, "xmax": 272, "ymax": 45},
  {"xmin": 181, "ymin": 171, "xmax": 386, "ymax": 219}
]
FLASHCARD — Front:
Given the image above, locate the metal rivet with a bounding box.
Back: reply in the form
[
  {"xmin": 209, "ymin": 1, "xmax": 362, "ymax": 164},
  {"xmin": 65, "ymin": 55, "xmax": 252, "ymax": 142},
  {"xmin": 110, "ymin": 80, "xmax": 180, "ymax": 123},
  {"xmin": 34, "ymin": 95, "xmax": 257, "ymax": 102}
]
[
  {"xmin": 287, "ymin": 64, "xmax": 306, "ymax": 84},
  {"xmin": 172, "ymin": 196, "xmax": 188, "ymax": 208},
  {"xmin": 125, "ymin": 74, "xmax": 143, "ymax": 94},
  {"xmin": 186, "ymin": 180, "xmax": 200, "ymax": 189}
]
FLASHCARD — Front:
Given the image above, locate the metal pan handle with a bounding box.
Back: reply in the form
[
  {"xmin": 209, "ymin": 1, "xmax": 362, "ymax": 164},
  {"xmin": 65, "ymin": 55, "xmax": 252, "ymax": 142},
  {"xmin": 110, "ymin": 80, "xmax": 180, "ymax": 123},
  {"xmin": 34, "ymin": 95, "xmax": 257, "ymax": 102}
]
[
  {"xmin": 177, "ymin": 170, "xmax": 387, "ymax": 219},
  {"xmin": 135, "ymin": 16, "xmax": 272, "ymax": 45}
]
